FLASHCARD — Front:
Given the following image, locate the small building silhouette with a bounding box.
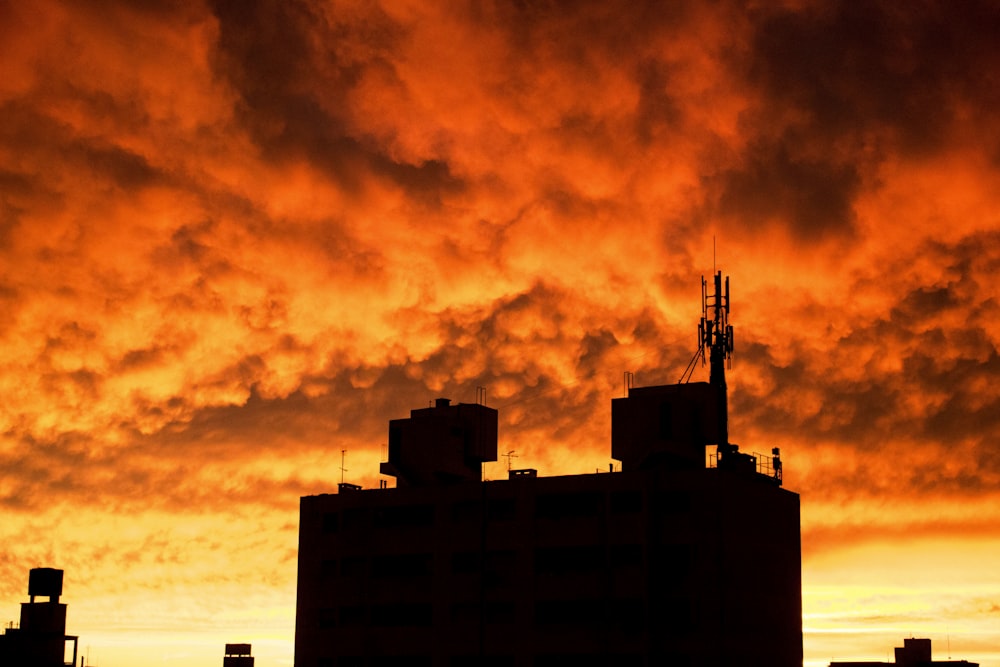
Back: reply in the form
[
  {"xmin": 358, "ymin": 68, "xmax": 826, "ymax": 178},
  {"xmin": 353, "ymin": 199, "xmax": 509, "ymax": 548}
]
[
  {"xmin": 830, "ymin": 637, "xmax": 979, "ymax": 666},
  {"xmin": 225, "ymin": 643, "xmax": 255, "ymax": 666},
  {"xmin": 294, "ymin": 273, "xmax": 803, "ymax": 666},
  {"xmin": 0, "ymin": 568, "xmax": 79, "ymax": 667}
]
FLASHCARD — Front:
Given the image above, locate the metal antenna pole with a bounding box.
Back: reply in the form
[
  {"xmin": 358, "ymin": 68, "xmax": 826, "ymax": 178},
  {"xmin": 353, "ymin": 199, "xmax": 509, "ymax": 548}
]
[{"xmin": 700, "ymin": 271, "xmax": 734, "ymax": 460}]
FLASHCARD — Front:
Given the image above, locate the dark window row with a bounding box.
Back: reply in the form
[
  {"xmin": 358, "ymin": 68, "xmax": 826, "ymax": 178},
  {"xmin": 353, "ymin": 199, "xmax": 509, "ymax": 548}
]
[
  {"xmin": 534, "ymin": 597, "xmax": 643, "ymax": 628},
  {"xmin": 450, "ymin": 549, "xmax": 515, "ymax": 577},
  {"xmin": 652, "ymin": 490, "xmax": 691, "ymax": 513},
  {"xmin": 322, "ymin": 657, "xmax": 432, "ymax": 667},
  {"xmin": 322, "ymin": 657, "xmax": 516, "ymax": 667},
  {"xmin": 535, "ymin": 492, "xmax": 603, "ymax": 519},
  {"xmin": 322, "ymin": 658, "xmax": 642, "ymax": 667},
  {"xmin": 535, "ymin": 654, "xmax": 644, "ymax": 667},
  {"xmin": 320, "ymin": 554, "xmax": 431, "ymax": 579},
  {"xmin": 322, "ymin": 505, "xmax": 435, "ymax": 534},
  {"xmin": 450, "ymin": 498, "xmax": 516, "ymax": 522},
  {"xmin": 322, "ymin": 489, "xmax": 650, "ymax": 535},
  {"xmin": 319, "ymin": 598, "xmax": 647, "ymax": 631},
  {"xmin": 534, "ymin": 545, "xmax": 604, "ymax": 573},
  {"xmin": 449, "ymin": 600, "xmax": 516, "ymax": 624},
  {"xmin": 321, "ymin": 544, "xmax": 645, "ymax": 581},
  {"xmin": 652, "ymin": 543, "xmax": 692, "ymax": 572},
  {"xmin": 318, "ymin": 603, "xmax": 432, "ymax": 629},
  {"xmin": 535, "ymin": 544, "xmax": 643, "ymax": 573},
  {"xmin": 650, "ymin": 596, "xmax": 696, "ymax": 634},
  {"xmin": 450, "ymin": 657, "xmax": 514, "ymax": 667}
]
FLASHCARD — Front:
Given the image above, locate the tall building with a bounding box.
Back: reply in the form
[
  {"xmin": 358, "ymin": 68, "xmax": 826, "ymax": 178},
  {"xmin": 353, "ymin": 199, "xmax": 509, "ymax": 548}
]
[
  {"xmin": 295, "ymin": 273, "xmax": 803, "ymax": 667},
  {"xmin": 0, "ymin": 568, "xmax": 78, "ymax": 667}
]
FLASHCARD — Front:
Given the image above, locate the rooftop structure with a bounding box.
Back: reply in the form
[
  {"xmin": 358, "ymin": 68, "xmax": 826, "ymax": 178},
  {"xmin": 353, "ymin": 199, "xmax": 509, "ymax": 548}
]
[
  {"xmin": 0, "ymin": 568, "xmax": 79, "ymax": 667},
  {"xmin": 830, "ymin": 637, "xmax": 979, "ymax": 666},
  {"xmin": 225, "ymin": 643, "xmax": 255, "ymax": 666},
  {"xmin": 294, "ymin": 273, "xmax": 802, "ymax": 666}
]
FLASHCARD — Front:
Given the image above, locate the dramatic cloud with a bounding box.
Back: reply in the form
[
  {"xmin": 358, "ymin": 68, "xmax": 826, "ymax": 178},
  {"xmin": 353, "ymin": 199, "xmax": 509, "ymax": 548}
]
[{"xmin": 1, "ymin": 0, "xmax": 999, "ymax": 665}]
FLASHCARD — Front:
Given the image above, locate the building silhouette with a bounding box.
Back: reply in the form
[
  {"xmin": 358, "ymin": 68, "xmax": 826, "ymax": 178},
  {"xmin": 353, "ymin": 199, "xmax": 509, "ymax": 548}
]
[
  {"xmin": 295, "ymin": 273, "xmax": 803, "ymax": 666},
  {"xmin": 225, "ymin": 643, "xmax": 255, "ymax": 666},
  {"xmin": 0, "ymin": 568, "xmax": 78, "ymax": 667},
  {"xmin": 829, "ymin": 637, "xmax": 979, "ymax": 666}
]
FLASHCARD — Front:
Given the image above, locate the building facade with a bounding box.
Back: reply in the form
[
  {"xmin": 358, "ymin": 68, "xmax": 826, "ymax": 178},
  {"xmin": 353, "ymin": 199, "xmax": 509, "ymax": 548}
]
[
  {"xmin": 295, "ymin": 273, "xmax": 803, "ymax": 667},
  {"xmin": 0, "ymin": 568, "xmax": 78, "ymax": 667}
]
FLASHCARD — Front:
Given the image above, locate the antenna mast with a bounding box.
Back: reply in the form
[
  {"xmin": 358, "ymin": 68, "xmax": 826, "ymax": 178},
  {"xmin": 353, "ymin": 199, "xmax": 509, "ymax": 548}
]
[{"xmin": 700, "ymin": 271, "xmax": 734, "ymax": 457}]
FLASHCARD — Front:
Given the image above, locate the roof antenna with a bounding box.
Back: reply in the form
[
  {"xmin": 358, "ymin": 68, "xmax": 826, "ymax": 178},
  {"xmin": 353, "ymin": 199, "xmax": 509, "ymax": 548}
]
[{"xmin": 701, "ymin": 266, "xmax": 734, "ymax": 461}]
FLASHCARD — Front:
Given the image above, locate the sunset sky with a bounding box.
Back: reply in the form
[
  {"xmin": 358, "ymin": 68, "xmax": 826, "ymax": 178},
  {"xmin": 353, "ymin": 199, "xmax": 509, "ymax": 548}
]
[{"xmin": 2, "ymin": 0, "xmax": 999, "ymax": 665}]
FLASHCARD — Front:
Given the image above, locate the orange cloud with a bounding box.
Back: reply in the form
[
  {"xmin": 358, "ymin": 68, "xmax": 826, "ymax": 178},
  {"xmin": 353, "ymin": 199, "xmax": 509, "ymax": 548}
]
[{"xmin": 2, "ymin": 1, "xmax": 1000, "ymax": 665}]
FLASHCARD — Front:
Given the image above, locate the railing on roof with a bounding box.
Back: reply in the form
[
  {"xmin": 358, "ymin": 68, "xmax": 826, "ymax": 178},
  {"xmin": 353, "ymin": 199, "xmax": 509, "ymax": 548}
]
[{"xmin": 707, "ymin": 447, "xmax": 782, "ymax": 486}]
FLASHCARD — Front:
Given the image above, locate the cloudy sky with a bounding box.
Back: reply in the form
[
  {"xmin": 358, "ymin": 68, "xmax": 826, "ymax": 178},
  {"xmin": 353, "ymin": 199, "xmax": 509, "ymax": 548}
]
[{"xmin": 2, "ymin": 0, "xmax": 999, "ymax": 664}]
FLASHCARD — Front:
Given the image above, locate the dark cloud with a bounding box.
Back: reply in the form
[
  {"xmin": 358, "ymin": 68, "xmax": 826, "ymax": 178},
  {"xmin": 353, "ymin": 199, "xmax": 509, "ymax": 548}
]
[
  {"xmin": 715, "ymin": 141, "xmax": 862, "ymax": 240},
  {"xmin": 209, "ymin": 0, "xmax": 463, "ymax": 203},
  {"xmin": 745, "ymin": 0, "xmax": 1000, "ymax": 154},
  {"xmin": 706, "ymin": 0, "xmax": 1000, "ymax": 245}
]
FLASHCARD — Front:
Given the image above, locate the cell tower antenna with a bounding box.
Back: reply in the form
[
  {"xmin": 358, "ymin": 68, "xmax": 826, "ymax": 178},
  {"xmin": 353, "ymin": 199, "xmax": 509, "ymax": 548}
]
[
  {"xmin": 503, "ymin": 450, "xmax": 518, "ymax": 471},
  {"xmin": 700, "ymin": 269, "xmax": 734, "ymax": 459},
  {"xmin": 340, "ymin": 449, "xmax": 347, "ymax": 484}
]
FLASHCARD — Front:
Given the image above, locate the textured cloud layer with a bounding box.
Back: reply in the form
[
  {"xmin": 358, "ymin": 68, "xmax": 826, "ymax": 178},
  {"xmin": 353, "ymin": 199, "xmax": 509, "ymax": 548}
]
[{"xmin": 1, "ymin": 1, "xmax": 999, "ymax": 665}]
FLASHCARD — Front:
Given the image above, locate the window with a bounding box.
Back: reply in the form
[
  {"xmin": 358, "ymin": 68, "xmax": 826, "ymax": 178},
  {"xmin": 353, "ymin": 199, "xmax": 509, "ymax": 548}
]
[
  {"xmin": 451, "ymin": 500, "xmax": 482, "ymax": 522},
  {"xmin": 450, "ymin": 656, "xmax": 513, "ymax": 667},
  {"xmin": 609, "ymin": 544, "xmax": 642, "ymax": 568},
  {"xmin": 370, "ymin": 603, "xmax": 432, "ymax": 627},
  {"xmin": 610, "ymin": 490, "xmax": 642, "ymax": 513},
  {"xmin": 371, "ymin": 658, "xmax": 431, "ymax": 667},
  {"xmin": 534, "ymin": 598, "xmax": 603, "ymax": 625},
  {"xmin": 652, "ymin": 543, "xmax": 692, "ymax": 573},
  {"xmin": 451, "ymin": 551, "xmax": 479, "ymax": 574},
  {"xmin": 487, "ymin": 498, "xmax": 516, "ymax": 521},
  {"xmin": 374, "ymin": 504, "xmax": 435, "ymax": 528},
  {"xmin": 659, "ymin": 401, "xmax": 673, "ymax": 439},
  {"xmin": 653, "ymin": 490, "xmax": 691, "ymax": 514},
  {"xmin": 536, "ymin": 654, "xmax": 641, "ymax": 667},
  {"xmin": 339, "ymin": 605, "xmax": 365, "ymax": 626},
  {"xmin": 341, "ymin": 557, "xmax": 366, "ymax": 577},
  {"xmin": 451, "ymin": 549, "xmax": 515, "ymax": 580},
  {"xmin": 388, "ymin": 426, "xmax": 402, "ymax": 461},
  {"xmin": 536, "ymin": 492, "xmax": 603, "ymax": 519},
  {"xmin": 608, "ymin": 598, "xmax": 644, "ymax": 633},
  {"xmin": 652, "ymin": 596, "xmax": 694, "ymax": 634},
  {"xmin": 318, "ymin": 608, "xmax": 336, "ymax": 628},
  {"xmin": 342, "ymin": 507, "xmax": 370, "ymax": 530},
  {"xmin": 371, "ymin": 553, "xmax": 432, "ymax": 578},
  {"xmin": 534, "ymin": 545, "xmax": 604, "ymax": 574},
  {"xmin": 448, "ymin": 602, "xmax": 514, "ymax": 625},
  {"xmin": 483, "ymin": 600, "xmax": 515, "ymax": 624}
]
